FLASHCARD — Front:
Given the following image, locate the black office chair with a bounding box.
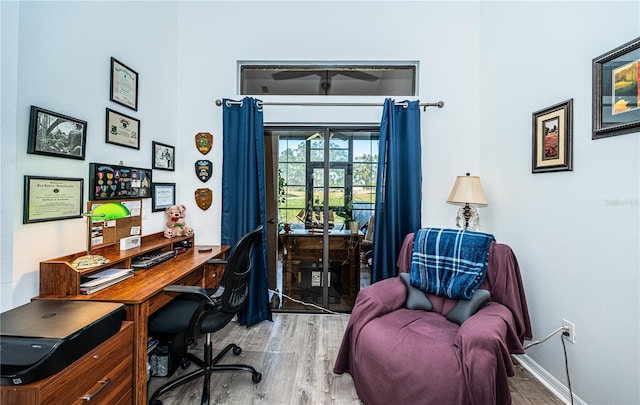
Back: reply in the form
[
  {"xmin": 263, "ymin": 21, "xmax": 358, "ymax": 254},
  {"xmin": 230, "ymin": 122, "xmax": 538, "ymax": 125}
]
[{"xmin": 148, "ymin": 225, "xmax": 264, "ymax": 405}]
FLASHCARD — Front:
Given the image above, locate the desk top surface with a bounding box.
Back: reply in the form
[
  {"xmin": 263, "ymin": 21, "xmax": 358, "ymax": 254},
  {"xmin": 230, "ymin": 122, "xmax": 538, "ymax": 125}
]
[{"xmin": 64, "ymin": 245, "xmax": 229, "ymax": 304}]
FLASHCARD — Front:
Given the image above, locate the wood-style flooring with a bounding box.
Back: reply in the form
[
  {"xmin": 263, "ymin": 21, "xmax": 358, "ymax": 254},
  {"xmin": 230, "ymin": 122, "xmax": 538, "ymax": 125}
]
[{"xmin": 148, "ymin": 313, "xmax": 563, "ymax": 405}]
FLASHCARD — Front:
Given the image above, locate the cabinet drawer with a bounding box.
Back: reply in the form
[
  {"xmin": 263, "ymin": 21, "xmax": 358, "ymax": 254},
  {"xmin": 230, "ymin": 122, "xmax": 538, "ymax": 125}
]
[
  {"xmin": 40, "ymin": 323, "xmax": 133, "ymax": 405},
  {"xmin": 68, "ymin": 357, "xmax": 132, "ymax": 405},
  {"xmin": 204, "ymin": 263, "xmax": 223, "ymax": 289}
]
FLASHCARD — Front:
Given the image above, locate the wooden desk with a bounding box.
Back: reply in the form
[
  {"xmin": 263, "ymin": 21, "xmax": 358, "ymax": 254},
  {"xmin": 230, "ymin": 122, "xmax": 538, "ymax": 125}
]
[
  {"xmin": 279, "ymin": 229, "xmax": 362, "ymax": 310},
  {"xmin": 37, "ymin": 233, "xmax": 230, "ymax": 405}
]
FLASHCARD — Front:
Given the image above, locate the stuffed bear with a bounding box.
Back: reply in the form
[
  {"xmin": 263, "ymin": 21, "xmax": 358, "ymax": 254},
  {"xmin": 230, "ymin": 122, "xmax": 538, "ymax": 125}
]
[{"xmin": 163, "ymin": 204, "xmax": 194, "ymax": 238}]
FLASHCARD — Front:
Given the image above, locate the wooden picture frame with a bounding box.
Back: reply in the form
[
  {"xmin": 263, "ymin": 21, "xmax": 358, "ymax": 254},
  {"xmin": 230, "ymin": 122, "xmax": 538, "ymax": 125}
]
[
  {"xmin": 152, "ymin": 141, "xmax": 175, "ymax": 171},
  {"xmin": 23, "ymin": 176, "xmax": 84, "ymax": 224},
  {"xmin": 152, "ymin": 182, "xmax": 176, "ymax": 212},
  {"xmin": 110, "ymin": 57, "xmax": 138, "ymax": 111},
  {"xmin": 27, "ymin": 106, "xmax": 87, "ymax": 160},
  {"xmin": 592, "ymin": 37, "xmax": 640, "ymax": 139},
  {"xmin": 532, "ymin": 99, "xmax": 573, "ymax": 173},
  {"xmin": 89, "ymin": 162, "xmax": 152, "ymax": 200},
  {"xmin": 106, "ymin": 108, "xmax": 140, "ymax": 149}
]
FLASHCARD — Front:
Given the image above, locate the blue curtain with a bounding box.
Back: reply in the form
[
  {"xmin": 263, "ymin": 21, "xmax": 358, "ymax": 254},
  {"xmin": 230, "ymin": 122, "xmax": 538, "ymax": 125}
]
[
  {"xmin": 221, "ymin": 97, "xmax": 272, "ymax": 326},
  {"xmin": 371, "ymin": 99, "xmax": 422, "ymax": 283}
]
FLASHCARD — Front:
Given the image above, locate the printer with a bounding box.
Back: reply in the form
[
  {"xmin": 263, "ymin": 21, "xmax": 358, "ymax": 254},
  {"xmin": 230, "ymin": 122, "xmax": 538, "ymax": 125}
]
[{"xmin": 0, "ymin": 300, "xmax": 125, "ymax": 385}]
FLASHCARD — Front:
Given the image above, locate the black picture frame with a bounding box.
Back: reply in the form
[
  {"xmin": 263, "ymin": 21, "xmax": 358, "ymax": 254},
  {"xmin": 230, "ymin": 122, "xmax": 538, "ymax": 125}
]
[
  {"xmin": 152, "ymin": 182, "xmax": 176, "ymax": 212},
  {"xmin": 27, "ymin": 106, "xmax": 87, "ymax": 160},
  {"xmin": 23, "ymin": 175, "xmax": 84, "ymax": 224},
  {"xmin": 106, "ymin": 108, "xmax": 140, "ymax": 149},
  {"xmin": 110, "ymin": 57, "xmax": 138, "ymax": 111},
  {"xmin": 532, "ymin": 99, "xmax": 573, "ymax": 173},
  {"xmin": 89, "ymin": 162, "xmax": 152, "ymax": 200},
  {"xmin": 152, "ymin": 141, "xmax": 175, "ymax": 171},
  {"xmin": 592, "ymin": 37, "xmax": 640, "ymax": 139}
]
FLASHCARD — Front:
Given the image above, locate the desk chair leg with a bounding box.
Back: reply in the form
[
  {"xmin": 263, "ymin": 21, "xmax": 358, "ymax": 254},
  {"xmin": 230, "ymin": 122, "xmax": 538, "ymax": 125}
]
[{"xmin": 149, "ymin": 335, "xmax": 262, "ymax": 405}]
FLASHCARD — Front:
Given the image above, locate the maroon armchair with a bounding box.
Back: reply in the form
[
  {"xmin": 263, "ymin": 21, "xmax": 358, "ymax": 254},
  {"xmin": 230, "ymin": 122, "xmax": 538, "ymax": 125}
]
[{"xmin": 334, "ymin": 233, "xmax": 532, "ymax": 405}]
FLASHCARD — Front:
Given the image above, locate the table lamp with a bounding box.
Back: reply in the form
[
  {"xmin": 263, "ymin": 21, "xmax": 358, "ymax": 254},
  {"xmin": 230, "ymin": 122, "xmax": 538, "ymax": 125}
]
[
  {"xmin": 71, "ymin": 202, "xmax": 130, "ymax": 269},
  {"xmin": 446, "ymin": 173, "xmax": 488, "ymax": 231}
]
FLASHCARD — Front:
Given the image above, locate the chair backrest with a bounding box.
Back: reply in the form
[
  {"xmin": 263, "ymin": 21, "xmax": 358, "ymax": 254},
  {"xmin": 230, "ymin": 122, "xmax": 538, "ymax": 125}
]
[{"xmin": 217, "ymin": 225, "xmax": 264, "ymax": 314}]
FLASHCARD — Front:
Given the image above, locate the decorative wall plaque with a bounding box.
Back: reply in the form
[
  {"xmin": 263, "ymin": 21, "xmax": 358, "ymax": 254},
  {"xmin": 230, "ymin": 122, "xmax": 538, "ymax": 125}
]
[
  {"xmin": 195, "ymin": 188, "xmax": 212, "ymax": 210},
  {"xmin": 195, "ymin": 132, "xmax": 213, "ymax": 155},
  {"xmin": 195, "ymin": 160, "xmax": 213, "ymax": 182}
]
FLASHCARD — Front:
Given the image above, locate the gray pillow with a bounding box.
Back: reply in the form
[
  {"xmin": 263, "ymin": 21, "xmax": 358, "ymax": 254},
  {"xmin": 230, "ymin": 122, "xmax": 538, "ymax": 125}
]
[
  {"xmin": 399, "ymin": 273, "xmax": 433, "ymax": 311},
  {"xmin": 446, "ymin": 289, "xmax": 491, "ymax": 325}
]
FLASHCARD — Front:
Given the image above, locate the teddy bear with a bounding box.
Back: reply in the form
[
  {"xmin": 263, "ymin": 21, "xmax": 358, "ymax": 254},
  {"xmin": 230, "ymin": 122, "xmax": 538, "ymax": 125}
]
[{"xmin": 163, "ymin": 204, "xmax": 194, "ymax": 238}]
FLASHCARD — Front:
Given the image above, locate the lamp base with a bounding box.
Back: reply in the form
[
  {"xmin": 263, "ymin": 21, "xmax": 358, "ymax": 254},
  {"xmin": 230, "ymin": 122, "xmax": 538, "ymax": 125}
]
[
  {"xmin": 71, "ymin": 255, "xmax": 110, "ymax": 270},
  {"xmin": 456, "ymin": 206, "xmax": 481, "ymax": 231}
]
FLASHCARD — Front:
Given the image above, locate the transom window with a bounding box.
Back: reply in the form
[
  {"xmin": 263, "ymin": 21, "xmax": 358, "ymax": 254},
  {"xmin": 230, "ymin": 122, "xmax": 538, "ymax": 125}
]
[{"xmin": 241, "ymin": 64, "xmax": 416, "ymax": 96}]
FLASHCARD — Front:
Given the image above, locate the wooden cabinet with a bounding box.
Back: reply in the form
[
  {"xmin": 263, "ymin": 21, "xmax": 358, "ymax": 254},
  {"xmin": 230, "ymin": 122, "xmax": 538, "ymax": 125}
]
[
  {"xmin": 280, "ymin": 230, "xmax": 362, "ymax": 310},
  {"xmin": 1, "ymin": 322, "xmax": 133, "ymax": 405},
  {"xmin": 39, "ymin": 232, "xmax": 194, "ymax": 297}
]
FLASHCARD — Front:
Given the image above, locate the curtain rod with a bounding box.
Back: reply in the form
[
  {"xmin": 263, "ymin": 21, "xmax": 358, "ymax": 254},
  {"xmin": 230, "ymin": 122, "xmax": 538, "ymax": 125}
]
[{"xmin": 215, "ymin": 99, "xmax": 444, "ymax": 111}]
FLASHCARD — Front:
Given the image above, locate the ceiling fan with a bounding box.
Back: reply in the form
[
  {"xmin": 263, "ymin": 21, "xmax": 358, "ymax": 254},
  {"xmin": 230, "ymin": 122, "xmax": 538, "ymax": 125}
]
[{"xmin": 272, "ymin": 69, "xmax": 380, "ymax": 95}]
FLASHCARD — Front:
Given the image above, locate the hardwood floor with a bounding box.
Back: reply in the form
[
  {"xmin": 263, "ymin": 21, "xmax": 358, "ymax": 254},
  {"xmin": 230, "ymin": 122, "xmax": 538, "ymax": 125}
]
[{"xmin": 148, "ymin": 313, "xmax": 563, "ymax": 405}]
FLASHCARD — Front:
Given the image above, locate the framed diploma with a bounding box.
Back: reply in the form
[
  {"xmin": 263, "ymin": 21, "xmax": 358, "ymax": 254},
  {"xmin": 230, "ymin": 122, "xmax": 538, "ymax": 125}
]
[
  {"xmin": 106, "ymin": 108, "xmax": 140, "ymax": 149},
  {"xmin": 23, "ymin": 176, "xmax": 84, "ymax": 224},
  {"xmin": 152, "ymin": 182, "xmax": 176, "ymax": 212},
  {"xmin": 110, "ymin": 57, "xmax": 138, "ymax": 111}
]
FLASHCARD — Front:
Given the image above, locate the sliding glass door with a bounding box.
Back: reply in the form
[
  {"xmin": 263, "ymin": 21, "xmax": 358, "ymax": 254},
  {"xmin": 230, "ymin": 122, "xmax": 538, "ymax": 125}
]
[{"xmin": 265, "ymin": 127, "xmax": 378, "ymax": 312}]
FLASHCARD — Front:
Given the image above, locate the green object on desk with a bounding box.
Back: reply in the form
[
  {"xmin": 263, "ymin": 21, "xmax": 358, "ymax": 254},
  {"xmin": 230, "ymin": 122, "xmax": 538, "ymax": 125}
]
[{"xmin": 92, "ymin": 202, "xmax": 130, "ymax": 220}]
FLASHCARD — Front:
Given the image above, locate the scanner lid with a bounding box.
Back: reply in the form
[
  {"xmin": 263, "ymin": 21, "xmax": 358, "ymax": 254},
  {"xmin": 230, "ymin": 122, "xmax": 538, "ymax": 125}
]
[{"xmin": 0, "ymin": 300, "xmax": 124, "ymax": 339}]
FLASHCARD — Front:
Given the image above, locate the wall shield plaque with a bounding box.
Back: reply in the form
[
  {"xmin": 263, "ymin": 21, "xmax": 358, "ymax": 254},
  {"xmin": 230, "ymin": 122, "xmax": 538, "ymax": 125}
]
[
  {"xmin": 195, "ymin": 132, "xmax": 213, "ymax": 155},
  {"xmin": 195, "ymin": 188, "xmax": 212, "ymax": 210},
  {"xmin": 195, "ymin": 160, "xmax": 213, "ymax": 182}
]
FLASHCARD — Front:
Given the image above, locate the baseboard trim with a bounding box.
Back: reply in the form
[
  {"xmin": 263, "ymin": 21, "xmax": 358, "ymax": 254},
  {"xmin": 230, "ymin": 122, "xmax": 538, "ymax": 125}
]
[{"xmin": 513, "ymin": 354, "xmax": 587, "ymax": 405}]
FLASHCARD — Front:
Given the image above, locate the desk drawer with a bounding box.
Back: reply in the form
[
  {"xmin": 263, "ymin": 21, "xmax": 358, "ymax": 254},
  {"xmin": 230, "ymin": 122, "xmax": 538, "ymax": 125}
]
[
  {"xmin": 0, "ymin": 322, "xmax": 133, "ymax": 405},
  {"xmin": 41, "ymin": 323, "xmax": 132, "ymax": 405}
]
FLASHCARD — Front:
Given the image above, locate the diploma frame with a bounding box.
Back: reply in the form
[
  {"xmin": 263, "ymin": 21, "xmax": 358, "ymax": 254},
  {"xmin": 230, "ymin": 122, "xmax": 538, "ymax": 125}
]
[
  {"xmin": 106, "ymin": 108, "xmax": 140, "ymax": 149},
  {"xmin": 110, "ymin": 57, "xmax": 138, "ymax": 111},
  {"xmin": 152, "ymin": 182, "xmax": 176, "ymax": 212},
  {"xmin": 23, "ymin": 176, "xmax": 84, "ymax": 224}
]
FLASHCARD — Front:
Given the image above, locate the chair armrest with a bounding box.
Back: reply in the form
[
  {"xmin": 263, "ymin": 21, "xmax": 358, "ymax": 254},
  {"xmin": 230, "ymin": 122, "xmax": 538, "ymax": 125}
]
[
  {"xmin": 163, "ymin": 285, "xmax": 217, "ymax": 307},
  {"xmin": 207, "ymin": 258, "xmax": 228, "ymax": 265}
]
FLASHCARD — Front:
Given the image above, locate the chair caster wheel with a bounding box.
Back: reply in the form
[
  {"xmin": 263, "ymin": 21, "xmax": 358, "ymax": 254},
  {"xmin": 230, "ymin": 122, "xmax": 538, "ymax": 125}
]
[
  {"xmin": 180, "ymin": 358, "xmax": 191, "ymax": 370},
  {"xmin": 233, "ymin": 346, "xmax": 242, "ymax": 355},
  {"xmin": 252, "ymin": 372, "xmax": 262, "ymax": 383},
  {"xmin": 152, "ymin": 400, "xmax": 163, "ymax": 405}
]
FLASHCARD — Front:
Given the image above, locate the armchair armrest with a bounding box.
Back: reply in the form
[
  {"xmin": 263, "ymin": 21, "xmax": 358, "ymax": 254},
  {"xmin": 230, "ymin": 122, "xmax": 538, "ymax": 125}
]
[{"xmin": 454, "ymin": 303, "xmax": 523, "ymax": 404}]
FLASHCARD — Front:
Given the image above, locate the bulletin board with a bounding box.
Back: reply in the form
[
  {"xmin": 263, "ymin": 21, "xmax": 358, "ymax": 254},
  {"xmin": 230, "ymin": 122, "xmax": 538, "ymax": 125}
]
[{"xmin": 87, "ymin": 199, "xmax": 142, "ymax": 248}]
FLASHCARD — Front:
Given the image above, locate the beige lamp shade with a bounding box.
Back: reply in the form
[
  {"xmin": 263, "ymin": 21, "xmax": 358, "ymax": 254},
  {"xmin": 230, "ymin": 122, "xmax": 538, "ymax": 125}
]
[{"xmin": 447, "ymin": 174, "xmax": 488, "ymax": 206}]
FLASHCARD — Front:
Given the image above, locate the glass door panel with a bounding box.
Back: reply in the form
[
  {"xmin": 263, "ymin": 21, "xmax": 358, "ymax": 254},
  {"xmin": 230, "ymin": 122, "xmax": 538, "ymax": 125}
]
[{"xmin": 266, "ymin": 126, "xmax": 379, "ymax": 313}]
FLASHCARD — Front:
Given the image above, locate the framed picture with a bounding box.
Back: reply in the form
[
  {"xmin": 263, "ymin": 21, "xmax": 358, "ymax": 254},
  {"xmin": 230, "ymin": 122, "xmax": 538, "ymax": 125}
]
[
  {"xmin": 27, "ymin": 106, "xmax": 87, "ymax": 160},
  {"xmin": 106, "ymin": 108, "xmax": 140, "ymax": 149},
  {"xmin": 532, "ymin": 99, "xmax": 573, "ymax": 173},
  {"xmin": 152, "ymin": 182, "xmax": 176, "ymax": 212},
  {"xmin": 110, "ymin": 57, "xmax": 138, "ymax": 111},
  {"xmin": 152, "ymin": 141, "xmax": 175, "ymax": 171},
  {"xmin": 592, "ymin": 37, "xmax": 640, "ymax": 139},
  {"xmin": 23, "ymin": 176, "xmax": 84, "ymax": 224},
  {"xmin": 89, "ymin": 162, "xmax": 152, "ymax": 200}
]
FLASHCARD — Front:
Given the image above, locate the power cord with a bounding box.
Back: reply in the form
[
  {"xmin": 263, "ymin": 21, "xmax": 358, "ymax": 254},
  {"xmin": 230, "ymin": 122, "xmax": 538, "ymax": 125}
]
[
  {"xmin": 268, "ymin": 288, "xmax": 347, "ymax": 315},
  {"xmin": 523, "ymin": 325, "xmax": 574, "ymax": 405}
]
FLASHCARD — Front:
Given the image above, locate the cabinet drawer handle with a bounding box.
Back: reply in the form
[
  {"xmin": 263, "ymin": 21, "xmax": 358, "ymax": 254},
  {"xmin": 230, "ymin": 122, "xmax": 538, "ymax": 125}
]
[{"xmin": 81, "ymin": 378, "xmax": 111, "ymax": 401}]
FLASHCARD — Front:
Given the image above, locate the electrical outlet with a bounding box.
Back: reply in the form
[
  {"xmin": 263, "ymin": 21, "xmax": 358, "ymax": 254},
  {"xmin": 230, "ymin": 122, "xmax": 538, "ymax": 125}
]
[{"xmin": 562, "ymin": 319, "xmax": 576, "ymax": 343}]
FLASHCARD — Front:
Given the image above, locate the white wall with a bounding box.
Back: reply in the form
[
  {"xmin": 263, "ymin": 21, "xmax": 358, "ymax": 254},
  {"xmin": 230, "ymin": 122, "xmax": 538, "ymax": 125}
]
[
  {"xmin": 479, "ymin": 2, "xmax": 639, "ymax": 404},
  {"xmin": 1, "ymin": 1, "xmax": 638, "ymax": 404},
  {"xmin": 1, "ymin": 1, "xmax": 180, "ymax": 308}
]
